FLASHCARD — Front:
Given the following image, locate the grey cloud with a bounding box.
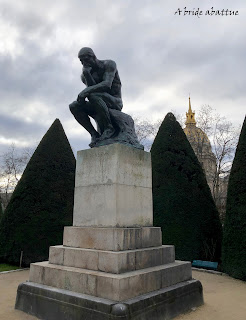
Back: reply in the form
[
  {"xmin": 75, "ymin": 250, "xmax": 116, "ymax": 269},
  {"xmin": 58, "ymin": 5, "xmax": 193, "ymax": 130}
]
[
  {"xmin": 0, "ymin": 113, "xmax": 49, "ymax": 141},
  {"xmin": 0, "ymin": 0, "xmax": 245, "ymax": 156}
]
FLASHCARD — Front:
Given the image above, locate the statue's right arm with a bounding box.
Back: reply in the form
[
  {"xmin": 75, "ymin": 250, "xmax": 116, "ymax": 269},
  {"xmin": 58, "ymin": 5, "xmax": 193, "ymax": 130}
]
[
  {"xmin": 81, "ymin": 68, "xmax": 96, "ymax": 87},
  {"xmin": 81, "ymin": 74, "xmax": 86, "ymax": 84},
  {"xmin": 77, "ymin": 61, "xmax": 116, "ymax": 100}
]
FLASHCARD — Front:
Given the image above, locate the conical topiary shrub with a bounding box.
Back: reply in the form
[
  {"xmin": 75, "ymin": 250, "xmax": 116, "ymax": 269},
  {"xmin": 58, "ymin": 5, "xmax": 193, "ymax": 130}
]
[
  {"xmin": 0, "ymin": 199, "xmax": 3, "ymax": 221},
  {"xmin": 222, "ymin": 116, "xmax": 246, "ymax": 280},
  {"xmin": 0, "ymin": 119, "xmax": 75, "ymax": 266},
  {"xmin": 151, "ymin": 112, "xmax": 222, "ymax": 262}
]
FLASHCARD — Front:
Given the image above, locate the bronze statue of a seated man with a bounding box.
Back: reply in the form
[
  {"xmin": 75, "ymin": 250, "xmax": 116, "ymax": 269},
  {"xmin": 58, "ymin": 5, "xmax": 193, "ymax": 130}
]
[{"xmin": 69, "ymin": 47, "xmax": 123, "ymax": 147}]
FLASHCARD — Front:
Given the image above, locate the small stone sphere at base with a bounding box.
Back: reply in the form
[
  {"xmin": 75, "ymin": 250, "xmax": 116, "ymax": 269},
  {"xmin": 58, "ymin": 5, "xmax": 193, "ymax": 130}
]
[{"xmin": 111, "ymin": 303, "xmax": 129, "ymax": 316}]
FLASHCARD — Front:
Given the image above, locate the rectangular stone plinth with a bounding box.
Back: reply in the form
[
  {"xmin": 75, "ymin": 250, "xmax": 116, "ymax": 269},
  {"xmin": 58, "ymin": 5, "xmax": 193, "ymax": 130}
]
[
  {"xmin": 16, "ymin": 279, "xmax": 203, "ymax": 320},
  {"xmin": 63, "ymin": 227, "xmax": 162, "ymax": 251},
  {"xmin": 49, "ymin": 245, "xmax": 175, "ymax": 274},
  {"xmin": 29, "ymin": 260, "xmax": 191, "ymax": 301},
  {"xmin": 73, "ymin": 144, "xmax": 153, "ymax": 227}
]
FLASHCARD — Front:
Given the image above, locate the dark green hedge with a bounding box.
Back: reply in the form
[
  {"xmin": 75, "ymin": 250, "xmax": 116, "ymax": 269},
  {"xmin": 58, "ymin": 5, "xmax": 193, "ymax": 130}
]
[
  {"xmin": 151, "ymin": 113, "xmax": 222, "ymax": 262},
  {"xmin": 0, "ymin": 200, "xmax": 3, "ymax": 221},
  {"xmin": 222, "ymin": 116, "xmax": 246, "ymax": 280},
  {"xmin": 0, "ymin": 119, "xmax": 75, "ymax": 266}
]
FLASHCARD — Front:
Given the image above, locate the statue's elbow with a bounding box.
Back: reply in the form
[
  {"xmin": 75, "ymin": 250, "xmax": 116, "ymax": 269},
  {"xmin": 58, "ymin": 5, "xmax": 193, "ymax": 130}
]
[{"xmin": 103, "ymin": 82, "xmax": 112, "ymax": 91}]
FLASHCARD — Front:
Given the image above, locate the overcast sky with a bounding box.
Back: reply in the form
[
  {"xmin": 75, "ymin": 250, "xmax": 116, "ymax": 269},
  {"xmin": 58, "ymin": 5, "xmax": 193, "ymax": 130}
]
[{"xmin": 0, "ymin": 0, "xmax": 245, "ymax": 157}]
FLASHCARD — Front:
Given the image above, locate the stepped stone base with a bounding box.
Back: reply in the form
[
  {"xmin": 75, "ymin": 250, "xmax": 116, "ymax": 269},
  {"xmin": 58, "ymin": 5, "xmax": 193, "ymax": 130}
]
[
  {"xmin": 16, "ymin": 279, "xmax": 203, "ymax": 320},
  {"xmin": 29, "ymin": 260, "xmax": 191, "ymax": 301},
  {"xmin": 15, "ymin": 145, "xmax": 203, "ymax": 319}
]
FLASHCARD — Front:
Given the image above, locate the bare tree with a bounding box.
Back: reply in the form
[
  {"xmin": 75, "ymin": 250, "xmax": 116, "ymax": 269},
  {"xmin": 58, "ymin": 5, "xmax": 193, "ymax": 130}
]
[
  {"xmin": 133, "ymin": 116, "xmax": 161, "ymax": 151},
  {"xmin": 186, "ymin": 105, "xmax": 239, "ymax": 220},
  {"xmin": 196, "ymin": 106, "xmax": 238, "ymax": 186},
  {"xmin": 0, "ymin": 144, "xmax": 33, "ymax": 208},
  {"xmin": 211, "ymin": 117, "xmax": 239, "ymax": 213},
  {"xmin": 196, "ymin": 105, "xmax": 215, "ymax": 136},
  {"xmin": 133, "ymin": 110, "xmax": 189, "ymax": 151},
  {"xmin": 171, "ymin": 109, "xmax": 186, "ymax": 128}
]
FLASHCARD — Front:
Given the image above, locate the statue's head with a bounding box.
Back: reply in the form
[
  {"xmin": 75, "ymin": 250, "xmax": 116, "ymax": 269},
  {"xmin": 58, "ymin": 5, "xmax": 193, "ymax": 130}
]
[{"xmin": 78, "ymin": 47, "xmax": 97, "ymax": 68}]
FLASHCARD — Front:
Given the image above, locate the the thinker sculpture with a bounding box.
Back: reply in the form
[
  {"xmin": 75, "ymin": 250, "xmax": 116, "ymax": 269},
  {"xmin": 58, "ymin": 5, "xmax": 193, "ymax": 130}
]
[{"xmin": 69, "ymin": 47, "xmax": 143, "ymax": 149}]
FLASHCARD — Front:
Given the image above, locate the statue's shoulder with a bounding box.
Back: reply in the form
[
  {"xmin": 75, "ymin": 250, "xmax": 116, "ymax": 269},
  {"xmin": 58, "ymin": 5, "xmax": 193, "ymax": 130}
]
[{"xmin": 102, "ymin": 59, "xmax": 117, "ymax": 70}]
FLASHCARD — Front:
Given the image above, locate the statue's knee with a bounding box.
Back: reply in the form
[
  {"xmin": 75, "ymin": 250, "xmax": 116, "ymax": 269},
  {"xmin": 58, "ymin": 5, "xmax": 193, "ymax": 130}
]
[{"xmin": 69, "ymin": 101, "xmax": 79, "ymax": 114}]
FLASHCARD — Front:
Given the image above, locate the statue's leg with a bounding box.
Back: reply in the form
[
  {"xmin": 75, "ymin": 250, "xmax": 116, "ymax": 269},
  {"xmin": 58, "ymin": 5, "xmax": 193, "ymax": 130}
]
[
  {"xmin": 96, "ymin": 93, "xmax": 123, "ymax": 111},
  {"xmin": 88, "ymin": 94, "xmax": 115, "ymax": 140},
  {"xmin": 69, "ymin": 101, "xmax": 100, "ymax": 143}
]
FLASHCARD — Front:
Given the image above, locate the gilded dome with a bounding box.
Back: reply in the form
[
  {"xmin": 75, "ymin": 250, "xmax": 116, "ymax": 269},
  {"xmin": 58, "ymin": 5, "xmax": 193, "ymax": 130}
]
[{"xmin": 184, "ymin": 126, "xmax": 211, "ymax": 146}]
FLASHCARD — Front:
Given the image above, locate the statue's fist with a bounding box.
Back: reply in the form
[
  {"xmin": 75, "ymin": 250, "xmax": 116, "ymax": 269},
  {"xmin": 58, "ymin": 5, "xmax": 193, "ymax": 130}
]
[
  {"xmin": 83, "ymin": 66, "xmax": 92, "ymax": 74},
  {"xmin": 77, "ymin": 89, "xmax": 89, "ymax": 102}
]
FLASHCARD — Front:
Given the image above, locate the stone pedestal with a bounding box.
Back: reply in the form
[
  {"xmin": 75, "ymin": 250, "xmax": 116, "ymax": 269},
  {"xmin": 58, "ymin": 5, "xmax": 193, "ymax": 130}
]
[
  {"xmin": 15, "ymin": 144, "xmax": 203, "ymax": 319},
  {"xmin": 73, "ymin": 144, "xmax": 153, "ymax": 227}
]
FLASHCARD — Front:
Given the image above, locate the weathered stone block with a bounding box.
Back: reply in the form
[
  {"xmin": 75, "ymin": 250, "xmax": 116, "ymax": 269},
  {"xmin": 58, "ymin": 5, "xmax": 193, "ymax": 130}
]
[
  {"xmin": 98, "ymin": 250, "xmax": 136, "ymax": 274},
  {"xmin": 162, "ymin": 245, "xmax": 175, "ymax": 264},
  {"xmin": 63, "ymin": 227, "xmax": 162, "ymax": 251},
  {"xmin": 49, "ymin": 246, "xmax": 64, "ymax": 265},
  {"xmin": 49, "ymin": 245, "xmax": 175, "ymax": 274},
  {"xmin": 29, "ymin": 260, "xmax": 191, "ymax": 301},
  {"xmin": 73, "ymin": 184, "xmax": 152, "ymax": 227},
  {"xmin": 75, "ymin": 144, "xmax": 151, "ymax": 188},
  {"xmin": 64, "ymin": 247, "xmax": 98, "ymax": 271},
  {"xmin": 73, "ymin": 144, "xmax": 153, "ymax": 227}
]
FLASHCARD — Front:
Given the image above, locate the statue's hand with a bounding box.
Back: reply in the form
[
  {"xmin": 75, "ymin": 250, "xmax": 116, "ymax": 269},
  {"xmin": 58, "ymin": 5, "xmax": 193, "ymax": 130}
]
[
  {"xmin": 77, "ymin": 90, "xmax": 87, "ymax": 102},
  {"xmin": 77, "ymin": 87, "xmax": 91, "ymax": 101},
  {"xmin": 83, "ymin": 66, "xmax": 92, "ymax": 75}
]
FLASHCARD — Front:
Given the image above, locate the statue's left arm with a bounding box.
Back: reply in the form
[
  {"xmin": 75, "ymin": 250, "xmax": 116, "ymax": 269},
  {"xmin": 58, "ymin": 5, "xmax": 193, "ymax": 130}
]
[{"xmin": 78, "ymin": 61, "xmax": 116, "ymax": 100}]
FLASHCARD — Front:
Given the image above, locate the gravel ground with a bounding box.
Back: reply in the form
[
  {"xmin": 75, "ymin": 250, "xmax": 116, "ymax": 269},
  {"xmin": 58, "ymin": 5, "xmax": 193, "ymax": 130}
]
[{"xmin": 0, "ymin": 269, "xmax": 246, "ymax": 320}]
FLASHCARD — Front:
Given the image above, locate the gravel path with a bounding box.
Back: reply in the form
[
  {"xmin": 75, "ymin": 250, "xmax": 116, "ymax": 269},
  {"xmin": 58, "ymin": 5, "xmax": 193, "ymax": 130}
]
[
  {"xmin": 0, "ymin": 270, "xmax": 36, "ymax": 320},
  {"xmin": 177, "ymin": 270, "xmax": 246, "ymax": 320},
  {"xmin": 0, "ymin": 269, "xmax": 246, "ymax": 319}
]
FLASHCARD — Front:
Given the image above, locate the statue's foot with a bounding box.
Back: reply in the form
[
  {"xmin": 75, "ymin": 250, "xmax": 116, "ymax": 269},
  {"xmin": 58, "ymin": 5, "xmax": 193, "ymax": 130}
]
[
  {"xmin": 89, "ymin": 133, "xmax": 100, "ymax": 148},
  {"xmin": 98, "ymin": 127, "xmax": 115, "ymax": 141}
]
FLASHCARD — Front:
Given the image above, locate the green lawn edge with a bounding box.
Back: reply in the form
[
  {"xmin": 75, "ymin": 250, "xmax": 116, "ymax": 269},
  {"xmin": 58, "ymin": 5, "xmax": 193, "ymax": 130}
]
[{"xmin": 0, "ymin": 263, "xmax": 20, "ymax": 272}]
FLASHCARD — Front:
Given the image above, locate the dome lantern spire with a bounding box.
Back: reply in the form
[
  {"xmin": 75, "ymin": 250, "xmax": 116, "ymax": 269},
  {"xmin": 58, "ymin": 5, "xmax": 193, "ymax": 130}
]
[{"xmin": 185, "ymin": 96, "xmax": 196, "ymax": 126}]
